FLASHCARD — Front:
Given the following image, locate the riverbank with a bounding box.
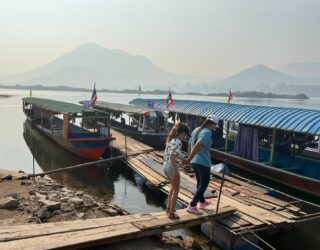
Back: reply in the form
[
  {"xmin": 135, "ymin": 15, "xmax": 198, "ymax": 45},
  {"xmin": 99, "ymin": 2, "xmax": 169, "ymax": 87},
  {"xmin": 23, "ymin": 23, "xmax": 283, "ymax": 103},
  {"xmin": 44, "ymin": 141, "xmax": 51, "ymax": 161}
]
[{"xmin": 0, "ymin": 168, "xmax": 210, "ymax": 250}]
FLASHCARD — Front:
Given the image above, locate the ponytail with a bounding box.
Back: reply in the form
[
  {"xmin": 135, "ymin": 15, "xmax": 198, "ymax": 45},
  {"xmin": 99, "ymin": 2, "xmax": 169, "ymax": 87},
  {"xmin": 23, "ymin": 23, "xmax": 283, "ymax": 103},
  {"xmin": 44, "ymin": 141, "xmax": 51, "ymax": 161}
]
[
  {"xmin": 166, "ymin": 122, "xmax": 189, "ymax": 143},
  {"xmin": 193, "ymin": 119, "xmax": 215, "ymax": 145}
]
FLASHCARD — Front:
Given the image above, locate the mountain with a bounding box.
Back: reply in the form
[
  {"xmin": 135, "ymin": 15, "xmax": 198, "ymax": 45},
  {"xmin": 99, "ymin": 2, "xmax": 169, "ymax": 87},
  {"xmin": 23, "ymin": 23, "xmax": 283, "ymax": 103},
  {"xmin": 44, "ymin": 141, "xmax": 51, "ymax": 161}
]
[
  {"xmin": 277, "ymin": 62, "xmax": 320, "ymax": 78},
  {"xmin": 209, "ymin": 64, "xmax": 302, "ymax": 92},
  {"xmin": 0, "ymin": 43, "xmax": 212, "ymax": 90}
]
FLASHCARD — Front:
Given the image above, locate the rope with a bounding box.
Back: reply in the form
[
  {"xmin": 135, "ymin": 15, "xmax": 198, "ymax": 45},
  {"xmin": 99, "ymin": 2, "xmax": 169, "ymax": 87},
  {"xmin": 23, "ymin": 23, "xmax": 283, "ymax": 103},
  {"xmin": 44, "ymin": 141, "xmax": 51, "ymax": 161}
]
[
  {"xmin": 247, "ymin": 228, "xmax": 277, "ymax": 250},
  {"xmin": 27, "ymin": 148, "xmax": 156, "ymax": 178},
  {"xmin": 238, "ymin": 233, "xmax": 264, "ymax": 250}
]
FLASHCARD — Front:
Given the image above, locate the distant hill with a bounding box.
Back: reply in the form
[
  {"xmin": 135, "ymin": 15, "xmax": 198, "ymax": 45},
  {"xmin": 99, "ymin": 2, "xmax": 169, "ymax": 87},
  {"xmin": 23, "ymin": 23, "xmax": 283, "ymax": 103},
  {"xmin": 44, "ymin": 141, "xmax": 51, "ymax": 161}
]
[
  {"xmin": 0, "ymin": 43, "xmax": 212, "ymax": 90},
  {"xmin": 209, "ymin": 64, "xmax": 302, "ymax": 92},
  {"xmin": 277, "ymin": 62, "xmax": 320, "ymax": 78}
]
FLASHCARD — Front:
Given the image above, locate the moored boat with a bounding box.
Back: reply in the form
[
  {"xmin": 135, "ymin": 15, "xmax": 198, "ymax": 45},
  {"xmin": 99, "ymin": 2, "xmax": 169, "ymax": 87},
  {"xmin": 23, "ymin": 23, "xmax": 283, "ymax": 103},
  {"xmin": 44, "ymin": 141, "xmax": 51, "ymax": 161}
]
[
  {"xmin": 23, "ymin": 97, "xmax": 114, "ymax": 160},
  {"xmin": 130, "ymin": 98, "xmax": 320, "ymax": 197},
  {"xmin": 92, "ymin": 101, "xmax": 168, "ymax": 149}
]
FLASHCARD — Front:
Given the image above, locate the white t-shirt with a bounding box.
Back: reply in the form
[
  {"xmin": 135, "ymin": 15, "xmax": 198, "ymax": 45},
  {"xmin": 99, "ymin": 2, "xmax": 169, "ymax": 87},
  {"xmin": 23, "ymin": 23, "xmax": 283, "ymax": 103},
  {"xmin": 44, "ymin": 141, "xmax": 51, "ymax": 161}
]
[{"xmin": 164, "ymin": 138, "xmax": 182, "ymax": 162}]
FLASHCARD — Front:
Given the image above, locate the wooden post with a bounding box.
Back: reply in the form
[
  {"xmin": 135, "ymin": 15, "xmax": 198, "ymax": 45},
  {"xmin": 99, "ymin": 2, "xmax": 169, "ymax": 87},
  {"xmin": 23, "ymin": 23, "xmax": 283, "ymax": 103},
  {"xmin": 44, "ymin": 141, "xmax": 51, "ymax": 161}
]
[
  {"xmin": 270, "ymin": 129, "xmax": 276, "ymax": 166},
  {"xmin": 224, "ymin": 121, "xmax": 230, "ymax": 152},
  {"xmin": 63, "ymin": 114, "xmax": 69, "ymax": 139}
]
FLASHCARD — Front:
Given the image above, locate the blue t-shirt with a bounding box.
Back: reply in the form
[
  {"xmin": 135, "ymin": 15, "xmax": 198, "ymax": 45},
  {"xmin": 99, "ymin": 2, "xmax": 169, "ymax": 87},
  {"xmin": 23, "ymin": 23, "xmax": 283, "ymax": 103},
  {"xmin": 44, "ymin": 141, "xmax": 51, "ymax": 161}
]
[{"xmin": 189, "ymin": 127, "xmax": 212, "ymax": 167}]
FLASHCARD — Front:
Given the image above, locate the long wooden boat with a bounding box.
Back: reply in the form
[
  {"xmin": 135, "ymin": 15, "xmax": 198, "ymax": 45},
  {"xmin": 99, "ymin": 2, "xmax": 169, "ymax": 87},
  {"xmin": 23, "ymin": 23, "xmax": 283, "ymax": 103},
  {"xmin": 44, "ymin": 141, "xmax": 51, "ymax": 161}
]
[
  {"xmin": 92, "ymin": 101, "xmax": 168, "ymax": 149},
  {"xmin": 23, "ymin": 97, "xmax": 114, "ymax": 160},
  {"xmin": 130, "ymin": 98, "xmax": 320, "ymax": 197}
]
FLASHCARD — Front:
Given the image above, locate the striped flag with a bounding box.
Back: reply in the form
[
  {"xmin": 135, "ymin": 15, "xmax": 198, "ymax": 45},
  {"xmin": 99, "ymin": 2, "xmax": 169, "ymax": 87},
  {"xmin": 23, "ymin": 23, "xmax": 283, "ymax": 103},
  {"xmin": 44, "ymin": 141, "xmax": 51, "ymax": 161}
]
[
  {"xmin": 90, "ymin": 83, "xmax": 97, "ymax": 107},
  {"xmin": 166, "ymin": 89, "xmax": 174, "ymax": 109}
]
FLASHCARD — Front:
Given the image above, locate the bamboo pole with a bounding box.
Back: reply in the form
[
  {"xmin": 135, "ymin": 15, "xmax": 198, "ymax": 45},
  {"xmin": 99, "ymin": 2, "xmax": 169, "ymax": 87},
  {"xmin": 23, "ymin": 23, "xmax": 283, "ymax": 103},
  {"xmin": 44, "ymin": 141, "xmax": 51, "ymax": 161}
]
[
  {"xmin": 269, "ymin": 129, "xmax": 276, "ymax": 166},
  {"xmin": 224, "ymin": 121, "xmax": 230, "ymax": 153},
  {"xmin": 27, "ymin": 149, "xmax": 155, "ymax": 178}
]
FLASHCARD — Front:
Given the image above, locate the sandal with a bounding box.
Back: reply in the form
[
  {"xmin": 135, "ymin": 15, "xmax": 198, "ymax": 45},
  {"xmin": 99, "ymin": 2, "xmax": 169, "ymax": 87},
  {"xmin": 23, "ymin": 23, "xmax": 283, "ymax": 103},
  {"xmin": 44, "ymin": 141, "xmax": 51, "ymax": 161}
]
[
  {"xmin": 168, "ymin": 212, "xmax": 180, "ymax": 219},
  {"xmin": 166, "ymin": 208, "xmax": 176, "ymax": 214}
]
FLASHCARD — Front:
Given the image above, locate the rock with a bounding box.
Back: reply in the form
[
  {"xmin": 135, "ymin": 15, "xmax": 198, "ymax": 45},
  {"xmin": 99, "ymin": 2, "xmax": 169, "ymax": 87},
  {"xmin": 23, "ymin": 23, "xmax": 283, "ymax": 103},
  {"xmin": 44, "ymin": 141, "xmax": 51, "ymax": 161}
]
[
  {"xmin": 52, "ymin": 184, "xmax": 64, "ymax": 190},
  {"xmin": 29, "ymin": 190, "xmax": 35, "ymax": 195},
  {"xmin": 0, "ymin": 197, "xmax": 19, "ymax": 209},
  {"xmin": 46, "ymin": 201, "xmax": 61, "ymax": 211},
  {"xmin": 5, "ymin": 192, "xmax": 20, "ymax": 200},
  {"xmin": 37, "ymin": 208, "xmax": 49, "ymax": 220},
  {"xmin": 61, "ymin": 187, "xmax": 70, "ymax": 192},
  {"xmin": 18, "ymin": 170, "xmax": 26, "ymax": 173},
  {"xmin": 83, "ymin": 201, "xmax": 94, "ymax": 208},
  {"xmin": 76, "ymin": 212, "xmax": 85, "ymax": 218},
  {"xmin": 48, "ymin": 193, "xmax": 59, "ymax": 201},
  {"xmin": 68, "ymin": 197, "xmax": 83, "ymax": 205},
  {"xmin": 182, "ymin": 236, "xmax": 200, "ymax": 249},
  {"xmin": 75, "ymin": 191, "xmax": 84, "ymax": 196},
  {"xmin": 27, "ymin": 216, "xmax": 34, "ymax": 222},
  {"xmin": 21, "ymin": 181, "xmax": 32, "ymax": 185},
  {"xmin": 38, "ymin": 191, "xmax": 48, "ymax": 195},
  {"xmin": 62, "ymin": 204, "xmax": 74, "ymax": 212},
  {"xmin": 1, "ymin": 175, "xmax": 12, "ymax": 180},
  {"xmin": 60, "ymin": 197, "xmax": 69, "ymax": 203},
  {"xmin": 103, "ymin": 207, "xmax": 118, "ymax": 216},
  {"xmin": 53, "ymin": 210, "xmax": 61, "ymax": 215},
  {"xmin": 35, "ymin": 192, "xmax": 61, "ymax": 211},
  {"xmin": 43, "ymin": 175, "xmax": 52, "ymax": 181}
]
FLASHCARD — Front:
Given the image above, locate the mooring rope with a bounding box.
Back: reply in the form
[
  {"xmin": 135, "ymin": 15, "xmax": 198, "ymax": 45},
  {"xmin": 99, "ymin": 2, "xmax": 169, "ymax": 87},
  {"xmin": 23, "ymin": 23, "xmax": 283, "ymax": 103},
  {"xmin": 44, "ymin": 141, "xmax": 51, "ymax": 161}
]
[{"xmin": 27, "ymin": 148, "xmax": 156, "ymax": 178}]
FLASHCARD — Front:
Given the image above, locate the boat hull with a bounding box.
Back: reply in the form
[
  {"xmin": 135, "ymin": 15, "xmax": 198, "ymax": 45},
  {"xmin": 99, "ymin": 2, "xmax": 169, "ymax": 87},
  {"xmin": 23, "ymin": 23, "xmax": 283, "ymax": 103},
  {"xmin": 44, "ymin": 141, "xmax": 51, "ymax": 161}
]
[
  {"xmin": 212, "ymin": 149, "xmax": 320, "ymax": 197},
  {"xmin": 30, "ymin": 120, "xmax": 111, "ymax": 160}
]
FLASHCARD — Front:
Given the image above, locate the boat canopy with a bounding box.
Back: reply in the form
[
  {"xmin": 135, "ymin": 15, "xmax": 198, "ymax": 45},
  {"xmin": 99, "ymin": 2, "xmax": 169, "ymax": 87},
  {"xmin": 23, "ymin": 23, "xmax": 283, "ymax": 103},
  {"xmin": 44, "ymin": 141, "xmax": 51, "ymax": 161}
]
[
  {"xmin": 94, "ymin": 101, "xmax": 167, "ymax": 117},
  {"xmin": 23, "ymin": 97, "xmax": 94, "ymax": 115},
  {"xmin": 129, "ymin": 98, "xmax": 320, "ymax": 135}
]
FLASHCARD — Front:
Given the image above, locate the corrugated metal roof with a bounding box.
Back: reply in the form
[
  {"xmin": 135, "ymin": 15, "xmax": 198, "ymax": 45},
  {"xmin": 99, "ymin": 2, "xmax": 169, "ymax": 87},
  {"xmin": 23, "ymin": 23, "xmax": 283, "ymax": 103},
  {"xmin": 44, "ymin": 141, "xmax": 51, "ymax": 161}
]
[
  {"xmin": 129, "ymin": 98, "xmax": 320, "ymax": 135},
  {"xmin": 95, "ymin": 101, "xmax": 164, "ymax": 115},
  {"xmin": 23, "ymin": 97, "xmax": 91, "ymax": 114}
]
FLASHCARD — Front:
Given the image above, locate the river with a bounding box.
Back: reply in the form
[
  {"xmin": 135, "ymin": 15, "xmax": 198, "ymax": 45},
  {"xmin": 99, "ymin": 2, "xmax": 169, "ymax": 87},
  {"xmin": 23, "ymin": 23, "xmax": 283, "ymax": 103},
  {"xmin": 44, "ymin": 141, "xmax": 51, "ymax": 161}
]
[{"xmin": 0, "ymin": 88, "xmax": 319, "ymax": 249}]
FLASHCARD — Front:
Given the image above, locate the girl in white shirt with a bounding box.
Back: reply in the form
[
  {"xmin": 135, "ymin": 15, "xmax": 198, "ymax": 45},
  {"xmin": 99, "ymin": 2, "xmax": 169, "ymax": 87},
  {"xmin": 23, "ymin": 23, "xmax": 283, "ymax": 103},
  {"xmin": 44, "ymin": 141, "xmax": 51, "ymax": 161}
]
[{"xmin": 163, "ymin": 122, "xmax": 189, "ymax": 218}]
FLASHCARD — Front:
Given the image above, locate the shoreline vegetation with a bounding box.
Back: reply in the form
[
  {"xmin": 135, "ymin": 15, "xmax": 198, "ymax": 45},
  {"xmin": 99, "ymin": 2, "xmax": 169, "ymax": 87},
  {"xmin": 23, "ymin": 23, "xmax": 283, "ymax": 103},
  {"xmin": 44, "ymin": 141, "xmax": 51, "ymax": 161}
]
[
  {"xmin": 0, "ymin": 84, "xmax": 309, "ymax": 99},
  {"xmin": 0, "ymin": 94, "xmax": 14, "ymax": 98}
]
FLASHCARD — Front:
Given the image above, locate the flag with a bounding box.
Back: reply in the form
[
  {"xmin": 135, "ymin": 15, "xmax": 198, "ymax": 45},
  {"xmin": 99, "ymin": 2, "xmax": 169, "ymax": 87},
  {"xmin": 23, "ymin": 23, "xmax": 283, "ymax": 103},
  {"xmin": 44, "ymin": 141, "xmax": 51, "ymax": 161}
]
[
  {"xmin": 139, "ymin": 85, "xmax": 142, "ymax": 96},
  {"xmin": 166, "ymin": 89, "xmax": 174, "ymax": 109},
  {"xmin": 227, "ymin": 89, "xmax": 233, "ymax": 104},
  {"xmin": 90, "ymin": 83, "xmax": 97, "ymax": 107},
  {"xmin": 29, "ymin": 88, "xmax": 32, "ymax": 97}
]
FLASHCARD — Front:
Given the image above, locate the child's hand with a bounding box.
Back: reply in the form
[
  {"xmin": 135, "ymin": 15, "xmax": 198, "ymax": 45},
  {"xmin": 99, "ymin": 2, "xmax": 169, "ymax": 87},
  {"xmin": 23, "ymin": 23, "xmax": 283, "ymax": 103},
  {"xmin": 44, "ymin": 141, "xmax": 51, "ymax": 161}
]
[{"xmin": 181, "ymin": 158, "xmax": 190, "ymax": 166}]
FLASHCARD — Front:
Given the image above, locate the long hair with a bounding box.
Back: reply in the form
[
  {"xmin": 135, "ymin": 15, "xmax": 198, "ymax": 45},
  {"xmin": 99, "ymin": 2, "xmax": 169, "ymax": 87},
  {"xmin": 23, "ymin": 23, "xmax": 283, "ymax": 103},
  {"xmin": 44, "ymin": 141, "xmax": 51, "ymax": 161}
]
[
  {"xmin": 166, "ymin": 122, "xmax": 189, "ymax": 143},
  {"xmin": 193, "ymin": 119, "xmax": 216, "ymax": 145}
]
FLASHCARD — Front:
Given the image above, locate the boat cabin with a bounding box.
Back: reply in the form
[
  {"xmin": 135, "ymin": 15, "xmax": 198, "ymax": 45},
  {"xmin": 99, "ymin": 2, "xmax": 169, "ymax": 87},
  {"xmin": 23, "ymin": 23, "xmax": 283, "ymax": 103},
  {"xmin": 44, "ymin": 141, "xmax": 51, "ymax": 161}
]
[
  {"xmin": 23, "ymin": 97, "xmax": 112, "ymax": 140},
  {"xmin": 92, "ymin": 101, "xmax": 168, "ymax": 149}
]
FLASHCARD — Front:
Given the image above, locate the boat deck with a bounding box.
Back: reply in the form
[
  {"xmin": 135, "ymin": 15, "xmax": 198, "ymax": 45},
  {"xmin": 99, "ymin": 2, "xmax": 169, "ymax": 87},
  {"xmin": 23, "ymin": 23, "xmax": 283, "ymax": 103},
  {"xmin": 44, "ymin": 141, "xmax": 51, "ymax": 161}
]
[
  {"xmin": 111, "ymin": 129, "xmax": 320, "ymax": 235},
  {"xmin": 0, "ymin": 208, "xmax": 234, "ymax": 249}
]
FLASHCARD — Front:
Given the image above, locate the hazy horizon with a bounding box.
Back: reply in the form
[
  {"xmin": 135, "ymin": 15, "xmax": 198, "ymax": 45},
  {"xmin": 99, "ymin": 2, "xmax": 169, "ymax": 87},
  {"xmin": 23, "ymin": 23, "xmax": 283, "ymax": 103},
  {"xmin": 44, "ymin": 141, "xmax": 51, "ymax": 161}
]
[{"xmin": 1, "ymin": 0, "xmax": 320, "ymax": 78}]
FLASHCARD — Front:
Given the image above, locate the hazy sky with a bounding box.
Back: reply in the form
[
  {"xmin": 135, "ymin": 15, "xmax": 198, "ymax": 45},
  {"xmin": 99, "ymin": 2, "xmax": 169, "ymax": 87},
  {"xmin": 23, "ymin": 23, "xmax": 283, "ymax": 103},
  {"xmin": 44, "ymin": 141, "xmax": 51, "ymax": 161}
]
[{"xmin": 0, "ymin": 0, "xmax": 319, "ymax": 77}]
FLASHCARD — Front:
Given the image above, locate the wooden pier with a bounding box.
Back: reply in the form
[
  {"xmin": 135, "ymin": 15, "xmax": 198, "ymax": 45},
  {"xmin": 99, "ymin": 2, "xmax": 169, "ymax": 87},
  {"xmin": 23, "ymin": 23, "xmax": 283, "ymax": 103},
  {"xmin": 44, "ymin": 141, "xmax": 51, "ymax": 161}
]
[
  {"xmin": 111, "ymin": 129, "xmax": 320, "ymax": 245},
  {"xmin": 0, "ymin": 208, "xmax": 234, "ymax": 249}
]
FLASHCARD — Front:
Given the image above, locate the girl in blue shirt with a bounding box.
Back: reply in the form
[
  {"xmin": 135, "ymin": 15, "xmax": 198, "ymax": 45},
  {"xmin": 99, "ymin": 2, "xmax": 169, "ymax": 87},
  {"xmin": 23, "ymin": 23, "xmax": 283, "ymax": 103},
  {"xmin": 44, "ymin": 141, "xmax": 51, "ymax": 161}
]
[{"xmin": 183, "ymin": 115, "xmax": 219, "ymax": 214}]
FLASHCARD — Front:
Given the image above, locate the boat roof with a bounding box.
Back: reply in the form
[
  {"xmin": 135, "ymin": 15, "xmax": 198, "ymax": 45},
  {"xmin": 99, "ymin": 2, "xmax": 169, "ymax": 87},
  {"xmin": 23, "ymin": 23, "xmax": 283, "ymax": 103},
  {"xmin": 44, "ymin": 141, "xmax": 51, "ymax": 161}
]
[
  {"xmin": 130, "ymin": 98, "xmax": 320, "ymax": 135},
  {"xmin": 23, "ymin": 97, "xmax": 94, "ymax": 114},
  {"xmin": 95, "ymin": 101, "xmax": 166, "ymax": 116}
]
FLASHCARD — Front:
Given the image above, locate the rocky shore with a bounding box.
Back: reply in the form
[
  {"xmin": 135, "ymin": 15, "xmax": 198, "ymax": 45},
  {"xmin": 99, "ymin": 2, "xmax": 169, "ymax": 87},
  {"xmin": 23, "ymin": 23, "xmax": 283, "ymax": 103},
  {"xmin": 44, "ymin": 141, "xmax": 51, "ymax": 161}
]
[{"xmin": 0, "ymin": 169, "xmax": 212, "ymax": 250}]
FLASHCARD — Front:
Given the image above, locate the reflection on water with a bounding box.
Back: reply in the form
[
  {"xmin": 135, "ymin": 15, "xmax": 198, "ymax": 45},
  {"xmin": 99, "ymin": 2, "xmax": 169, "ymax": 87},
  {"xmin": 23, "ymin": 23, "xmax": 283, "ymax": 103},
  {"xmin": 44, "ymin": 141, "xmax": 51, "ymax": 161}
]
[{"xmin": 23, "ymin": 119, "xmax": 165, "ymax": 213}]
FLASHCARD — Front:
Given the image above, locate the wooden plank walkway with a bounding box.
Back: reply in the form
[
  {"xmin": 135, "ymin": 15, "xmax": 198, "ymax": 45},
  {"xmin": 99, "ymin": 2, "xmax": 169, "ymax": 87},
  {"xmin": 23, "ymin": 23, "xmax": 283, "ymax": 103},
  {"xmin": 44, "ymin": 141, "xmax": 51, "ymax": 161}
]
[
  {"xmin": 0, "ymin": 208, "xmax": 234, "ymax": 250},
  {"xmin": 111, "ymin": 129, "xmax": 320, "ymax": 234}
]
